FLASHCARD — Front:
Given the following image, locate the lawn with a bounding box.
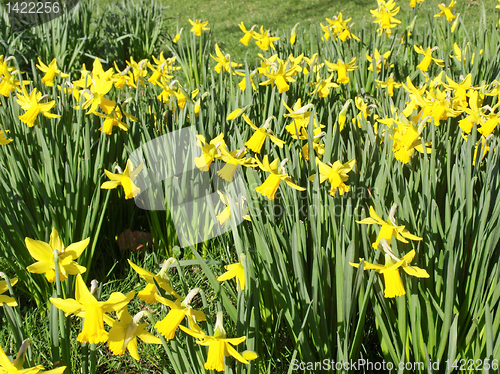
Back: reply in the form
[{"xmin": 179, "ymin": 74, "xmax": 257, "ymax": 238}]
[{"xmin": 160, "ymin": 0, "xmax": 499, "ymax": 61}]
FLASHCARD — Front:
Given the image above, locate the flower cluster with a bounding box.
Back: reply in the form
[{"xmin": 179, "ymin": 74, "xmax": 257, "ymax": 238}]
[
  {"xmin": 15, "ymin": 228, "xmax": 257, "ymax": 371},
  {"xmin": 351, "ymin": 205, "xmax": 428, "ymax": 298}
]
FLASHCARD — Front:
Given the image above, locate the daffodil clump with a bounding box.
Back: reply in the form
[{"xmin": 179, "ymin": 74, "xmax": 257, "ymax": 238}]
[{"xmin": 17, "ymin": 228, "xmax": 258, "ymax": 369}]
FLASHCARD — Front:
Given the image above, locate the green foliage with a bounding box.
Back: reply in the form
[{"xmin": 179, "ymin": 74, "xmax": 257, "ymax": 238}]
[{"xmin": 1, "ymin": 0, "xmax": 500, "ymax": 373}]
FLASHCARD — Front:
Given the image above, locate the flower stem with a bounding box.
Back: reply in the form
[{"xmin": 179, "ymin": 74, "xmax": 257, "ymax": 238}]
[{"xmin": 54, "ymin": 251, "xmax": 71, "ymax": 373}]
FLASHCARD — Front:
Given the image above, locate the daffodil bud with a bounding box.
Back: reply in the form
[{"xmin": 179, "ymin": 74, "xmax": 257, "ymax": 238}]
[{"xmin": 213, "ymin": 311, "xmax": 227, "ymax": 339}]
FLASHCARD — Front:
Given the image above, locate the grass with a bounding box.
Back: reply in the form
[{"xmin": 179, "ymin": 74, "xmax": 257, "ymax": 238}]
[{"xmin": 159, "ymin": 0, "xmax": 500, "ymax": 62}]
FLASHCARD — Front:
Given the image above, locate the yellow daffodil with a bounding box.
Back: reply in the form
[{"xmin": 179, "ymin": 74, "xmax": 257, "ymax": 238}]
[
  {"xmin": 357, "ymin": 205, "xmax": 422, "ymax": 249},
  {"xmin": 449, "ymin": 42, "xmax": 475, "ymax": 65},
  {"xmin": 350, "ymin": 239, "xmax": 429, "ymax": 298},
  {"xmin": 442, "ymin": 74, "xmax": 473, "ymax": 109},
  {"xmin": 256, "ymin": 53, "xmax": 278, "ymax": 75},
  {"xmin": 253, "ymin": 26, "xmax": 280, "ymax": 51},
  {"xmin": 25, "ymin": 227, "xmax": 88, "ymax": 283},
  {"xmin": 243, "ymin": 115, "xmax": 285, "ymax": 153},
  {"xmin": 173, "ymin": 28, "xmax": 183, "ymax": 43},
  {"xmin": 0, "ymin": 129, "xmax": 12, "ymax": 145},
  {"xmin": 0, "ymin": 55, "xmax": 15, "ymax": 76},
  {"xmin": 235, "ymin": 70, "xmax": 258, "ymax": 91},
  {"xmin": 71, "ymin": 64, "xmax": 92, "ymax": 91},
  {"xmin": 16, "ymin": 87, "xmax": 61, "ymax": 127},
  {"xmin": 255, "ymin": 156, "xmax": 305, "ymax": 200},
  {"xmin": 352, "ymin": 96, "xmax": 378, "ymax": 128},
  {"xmin": 376, "ymin": 75, "xmax": 401, "ymax": 97},
  {"xmin": 151, "ymin": 52, "xmax": 180, "ymax": 74},
  {"xmin": 473, "ymin": 135, "xmax": 492, "ymax": 166},
  {"xmin": 50, "ymin": 274, "xmax": 135, "ymax": 344},
  {"xmin": 155, "ymin": 288, "xmax": 207, "ymax": 339},
  {"xmin": 283, "ymin": 99, "xmax": 317, "ymax": 139},
  {"xmin": 211, "ymin": 44, "xmax": 242, "ymax": 74},
  {"xmin": 287, "ymin": 53, "xmax": 304, "ymax": 73},
  {"xmin": 0, "ymin": 60, "xmax": 30, "ymax": 98},
  {"xmin": 79, "ymin": 74, "xmax": 116, "ymax": 115},
  {"xmin": 160, "ymin": 83, "xmax": 196, "ymax": 111},
  {"xmin": 260, "ymin": 58, "xmax": 300, "ymax": 93},
  {"xmin": 302, "ymin": 53, "xmax": 324, "ymax": 75},
  {"xmin": 110, "ymin": 62, "xmax": 133, "ymax": 90},
  {"xmin": 308, "ymin": 157, "xmax": 355, "ymax": 197},
  {"xmin": 238, "ymin": 22, "xmax": 255, "ymax": 45},
  {"xmin": 478, "ymin": 113, "xmax": 500, "ymax": 137},
  {"xmin": 0, "ymin": 340, "xmax": 66, "ymax": 373},
  {"xmin": 189, "ymin": 19, "xmax": 210, "ymax": 36},
  {"xmin": 101, "ymin": 160, "xmax": 144, "ymax": 199},
  {"xmin": 0, "ymin": 277, "xmax": 18, "ymax": 307},
  {"xmin": 180, "ymin": 311, "xmax": 257, "ymax": 372},
  {"xmin": 325, "ymin": 58, "xmax": 357, "ymax": 84},
  {"xmin": 402, "ymin": 77, "xmax": 461, "ymax": 125},
  {"xmin": 73, "ymin": 58, "xmax": 114, "ymax": 91},
  {"xmin": 90, "ymin": 58, "xmax": 114, "ymax": 81},
  {"xmin": 320, "ymin": 13, "xmax": 360, "ymax": 41},
  {"xmin": 311, "ymin": 72, "xmax": 339, "ymax": 98},
  {"xmin": 216, "ymin": 190, "xmax": 251, "ymax": 225},
  {"xmin": 389, "ymin": 115, "xmax": 432, "ymax": 163},
  {"xmin": 124, "ymin": 57, "xmax": 149, "ymax": 88},
  {"xmin": 370, "ymin": 0, "xmax": 401, "ymax": 37},
  {"xmin": 128, "ymin": 258, "xmax": 180, "ymax": 302},
  {"xmin": 194, "ymin": 133, "xmax": 227, "ymax": 171},
  {"xmin": 418, "ymin": 88, "xmax": 461, "ymax": 125},
  {"xmin": 107, "ymin": 309, "xmax": 161, "ymax": 360},
  {"xmin": 290, "ymin": 23, "xmax": 299, "ymax": 44},
  {"xmin": 410, "ymin": 0, "xmax": 424, "ymax": 7},
  {"xmin": 337, "ymin": 99, "xmax": 352, "ymax": 131},
  {"xmin": 147, "ymin": 62, "xmax": 173, "ymax": 86},
  {"xmin": 486, "ymin": 80, "xmax": 500, "ymax": 100},
  {"xmin": 36, "ymin": 58, "xmax": 69, "ymax": 87},
  {"xmin": 434, "ymin": 0, "xmax": 456, "ymax": 21},
  {"xmin": 366, "ymin": 49, "xmax": 393, "ymax": 73},
  {"xmin": 217, "ymin": 147, "xmax": 256, "ymax": 182},
  {"xmin": 458, "ymin": 90, "xmax": 484, "ymax": 134},
  {"xmin": 217, "ymin": 261, "xmax": 245, "ymax": 290},
  {"xmin": 301, "ymin": 128, "xmax": 326, "ymax": 161},
  {"xmin": 95, "ymin": 104, "xmax": 137, "ymax": 135},
  {"xmin": 414, "ymin": 46, "xmax": 445, "ymax": 72}
]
